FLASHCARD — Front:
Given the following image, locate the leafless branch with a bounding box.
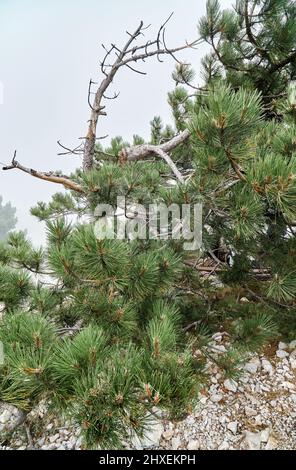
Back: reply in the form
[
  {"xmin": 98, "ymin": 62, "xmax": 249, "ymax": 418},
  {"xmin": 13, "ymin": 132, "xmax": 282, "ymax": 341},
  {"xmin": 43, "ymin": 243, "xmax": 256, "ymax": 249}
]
[
  {"xmin": 82, "ymin": 15, "xmax": 201, "ymax": 171},
  {"xmin": 185, "ymin": 260, "xmax": 272, "ymax": 280},
  {"xmin": 118, "ymin": 129, "xmax": 190, "ymax": 182},
  {"xmin": 57, "ymin": 140, "xmax": 83, "ymax": 156},
  {"xmin": 103, "ymin": 91, "xmax": 120, "ymax": 100},
  {"xmin": 87, "ymin": 79, "xmax": 97, "ymax": 111},
  {"xmin": 123, "ymin": 128, "xmax": 190, "ymax": 161},
  {"xmin": 151, "ymin": 147, "xmax": 184, "ymax": 183},
  {"xmin": 2, "ymin": 16, "xmax": 197, "ymax": 192},
  {"xmin": 1, "ymin": 127, "xmax": 191, "ymax": 193},
  {"xmin": 57, "ymin": 319, "xmax": 84, "ymax": 337},
  {"xmin": 2, "ymin": 151, "xmax": 85, "ymax": 194}
]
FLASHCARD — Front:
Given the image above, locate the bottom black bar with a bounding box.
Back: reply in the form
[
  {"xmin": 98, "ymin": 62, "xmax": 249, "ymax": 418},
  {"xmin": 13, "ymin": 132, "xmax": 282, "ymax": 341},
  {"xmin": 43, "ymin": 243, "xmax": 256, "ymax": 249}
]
[{"xmin": 0, "ymin": 449, "xmax": 294, "ymax": 466}]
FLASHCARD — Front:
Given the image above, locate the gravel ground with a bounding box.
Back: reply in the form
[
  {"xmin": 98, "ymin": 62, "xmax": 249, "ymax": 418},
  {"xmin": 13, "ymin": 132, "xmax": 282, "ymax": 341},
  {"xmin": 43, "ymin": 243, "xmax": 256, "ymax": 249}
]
[{"xmin": 1, "ymin": 339, "xmax": 296, "ymax": 450}]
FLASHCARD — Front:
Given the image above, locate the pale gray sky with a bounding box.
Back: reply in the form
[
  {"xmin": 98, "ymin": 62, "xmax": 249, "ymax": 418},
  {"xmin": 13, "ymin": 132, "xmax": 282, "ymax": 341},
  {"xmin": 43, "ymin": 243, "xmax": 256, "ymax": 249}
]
[{"xmin": 0, "ymin": 0, "xmax": 233, "ymax": 244}]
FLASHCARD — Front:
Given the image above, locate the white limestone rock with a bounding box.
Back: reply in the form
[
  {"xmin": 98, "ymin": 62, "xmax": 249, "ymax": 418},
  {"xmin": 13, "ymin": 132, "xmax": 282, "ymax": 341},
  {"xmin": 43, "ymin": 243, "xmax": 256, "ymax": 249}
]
[
  {"xmin": 276, "ymin": 350, "xmax": 289, "ymax": 359},
  {"xmin": 210, "ymin": 394, "xmax": 223, "ymax": 403},
  {"xmin": 187, "ymin": 439, "xmax": 200, "ymax": 450},
  {"xmin": 0, "ymin": 409, "xmax": 11, "ymax": 424},
  {"xmin": 224, "ymin": 379, "xmax": 238, "ymax": 393},
  {"xmin": 162, "ymin": 430, "xmax": 174, "ymax": 441},
  {"xmin": 218, "ymin": 441, "xmax": 230, "ymax": 450},
  {"xmin": 243, "ymin": 431, "xmax": 261, "ymax": 450},
  {"xmin": 172, "ymin": 436, "xmax": 181, "ymax": 449},
  {"xmin": 245, "ymin": 406, "xmax": 257, "ymax": 417},
  {"xmin": 244, "ymin": 358, "xmax": 260, "ymax": 374},
  {"xmin": 227, "ymin": 421, "xmax": 238, "ymax": 435},
  {"xmin": 132, "ymin": 419, "xmax": 164, "ymax": 449},
  {"xmin": 261, "ymin": 359, "xmax": 274, "ymax": 375},
  {"xmin": 265, "ymin": 435, "xmax": 278, "ymax": 450},
  {"xmin": 260, "ymin": 428, "xmax": 270, "ymax": 443},
  {"xmin": 288, "ymin": 339, "xmax": 296, "ymax": 350}
]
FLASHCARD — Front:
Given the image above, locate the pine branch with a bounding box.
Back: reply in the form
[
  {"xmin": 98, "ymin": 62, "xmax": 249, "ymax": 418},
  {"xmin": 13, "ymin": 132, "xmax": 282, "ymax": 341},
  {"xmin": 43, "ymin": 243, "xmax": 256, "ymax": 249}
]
[
  {"xmin": 225, "ymin": 150, "xmax": 247, "ymax": 182},
  {"xmin": 270, "ymin": 50, "xmax": 296, "ymax": 74},
  {"xmin": 185, "ymin": 260, "xmax": 271, "ymax": 280},
  {"xmin": 244, "ymin": 0, "xmax": 270, "ymax": 61}
]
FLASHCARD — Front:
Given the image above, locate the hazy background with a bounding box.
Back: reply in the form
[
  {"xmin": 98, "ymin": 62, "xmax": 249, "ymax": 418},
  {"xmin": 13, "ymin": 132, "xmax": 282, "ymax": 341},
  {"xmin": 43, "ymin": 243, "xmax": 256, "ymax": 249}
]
[{"xmin": 0, "ymin": 0, "xmax": 233, "ymax": 245}]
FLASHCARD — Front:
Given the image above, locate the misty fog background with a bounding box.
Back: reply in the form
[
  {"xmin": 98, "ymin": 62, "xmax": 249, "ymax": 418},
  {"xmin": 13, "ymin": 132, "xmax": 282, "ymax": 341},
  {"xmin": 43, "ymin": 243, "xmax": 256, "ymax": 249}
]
[{"xmin": 0, "ymin": 0, "xmax": 232, "ymax": 245}]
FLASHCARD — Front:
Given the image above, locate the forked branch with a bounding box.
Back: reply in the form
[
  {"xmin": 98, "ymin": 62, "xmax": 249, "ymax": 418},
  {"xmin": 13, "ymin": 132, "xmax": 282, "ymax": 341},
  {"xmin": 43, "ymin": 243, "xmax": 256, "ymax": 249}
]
[
  {"xmin": 2, "ymin": 15, "xmax": 196, "ymax": 192},
  {"xmin": 2, "ymin": 128, "xmax": 191, "ymax": 193},
  {"xmin": 119, "ymin": 129, "xmax": 191, "ymax": 182},
  {"xmin": 82, "ymin": 14, "xmax": 201, "ymax": 171}
]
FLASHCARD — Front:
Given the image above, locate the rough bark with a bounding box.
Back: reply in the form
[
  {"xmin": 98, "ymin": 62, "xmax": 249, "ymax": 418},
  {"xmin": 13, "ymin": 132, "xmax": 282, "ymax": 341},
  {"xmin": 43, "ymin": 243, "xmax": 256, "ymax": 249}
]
[{"xmin": 2, "ymin": 153, "xmax": 85, "ymax": 194}]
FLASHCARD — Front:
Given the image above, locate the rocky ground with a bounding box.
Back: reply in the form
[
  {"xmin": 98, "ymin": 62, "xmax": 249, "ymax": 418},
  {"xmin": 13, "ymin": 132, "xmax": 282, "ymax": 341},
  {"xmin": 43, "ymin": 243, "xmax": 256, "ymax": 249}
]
[{"xmin": 1, "ymin": 338, "xmax": 296, "ymax": 451}]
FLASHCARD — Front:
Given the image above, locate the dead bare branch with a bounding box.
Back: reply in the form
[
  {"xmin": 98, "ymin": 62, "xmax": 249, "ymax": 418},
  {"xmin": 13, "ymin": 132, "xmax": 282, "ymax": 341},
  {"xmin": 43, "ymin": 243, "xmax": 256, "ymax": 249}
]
[
  {"xmin": 151, "ymin": 147, "xmax": 184, "ymax": 183},
  {"xmin": 57, "ymin": 140, "xmax": 83, "ymax": 156},
  {"xmin": 2, "ymin": 151, "xmax": 85, "ymax": 194},
  {"xmin": 82, "ymin": 15, "xmax": 201, "ymax": 171},
  {"xmin": 103, "ymin": 91, "xmax": 120, "ymax": 100},
  {"xmin": 118, "ymin": 129, "xmax": 190, "ymax": 182},
  {"xmin": 2, "ymin": 16, "xmax": 197, "ymax": 192},
  {"xmin": 123, "ymin": 129, "xmax": 190, "ymax": 161}
]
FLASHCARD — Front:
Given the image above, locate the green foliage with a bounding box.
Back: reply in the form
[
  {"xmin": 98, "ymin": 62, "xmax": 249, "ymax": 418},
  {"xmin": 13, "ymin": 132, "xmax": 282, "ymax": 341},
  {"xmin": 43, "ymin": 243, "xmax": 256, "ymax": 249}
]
[
  {"xmin": 232, "ymin": 313, "xmax": 278, "ymax": 352},
  {"xmin": 268, "ymin": 272, "xmax": 296, "ymax": 303},
  {"xmin": 1, "ymin": 0, "xmax": 296, "ymax": 450},
  {"xmin": 190, "ymin": 85, "xmax": 263, "ymax": 161},
  {"xmin": 0, "ymin": 312, "xmax": 56, "ymax": 409},
  {"xmin": 0, "ymin": 265, "xmax": 32, "ymax": 308},
  {"xmin": 198, "ymin": 0, "xmax": 296, "ymax": 98},
  {"xmin": 0, "ymin": 196, "xmax": 17, "ymax": 240}
]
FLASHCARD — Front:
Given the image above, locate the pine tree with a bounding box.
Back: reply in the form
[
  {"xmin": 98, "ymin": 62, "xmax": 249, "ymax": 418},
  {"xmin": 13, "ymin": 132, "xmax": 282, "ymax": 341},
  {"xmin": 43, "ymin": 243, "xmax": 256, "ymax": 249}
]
[
  {"xmin": 1, "ymin": 1, "xmax": 295, "ymax": 449},
  {"xmin": 0, "ymin": 196, "xmax": 17, "ymax": 240}
]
